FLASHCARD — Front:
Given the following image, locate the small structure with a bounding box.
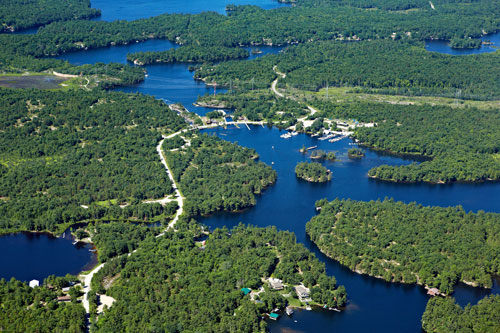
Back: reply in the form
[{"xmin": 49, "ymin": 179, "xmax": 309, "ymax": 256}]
[
  {"xmin": 286, "ymin": 306, "xmax": 294, "ymax": 316},
  {"xmin": 29, "ymin": 280, "xmax": 39, "ymax": 288},
  {"xmin": 268, "ymin": 278, "xmax": 284, "ymax": 291},
  {"xmin": 295, "ymin": 285, "xmax": 310, "ymax": 301},
  {"xmin": 427, "ymin": 288, "xmax": 440, "ymax": 296},
  {"xmin": 269, "ymin": 313, "xmax": 280, "ymax": 321},
  {"xmin": 57, "ymin": 295, "xmax": 71, "ymax": 302},
  {"xmin": 241, "ymin": 288, "xmax": 251, "ymax": 295},
  {"xmin": 62, "ymin": 287, "xmax": 71, "ymax": 292}
]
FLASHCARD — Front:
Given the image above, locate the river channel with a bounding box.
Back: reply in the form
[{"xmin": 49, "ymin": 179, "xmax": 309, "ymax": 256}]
[{"xmin": 1, "ymin": 1, "xmax": 500, "ymax": 332}]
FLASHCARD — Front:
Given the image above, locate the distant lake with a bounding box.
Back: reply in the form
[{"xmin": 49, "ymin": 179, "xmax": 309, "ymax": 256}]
[
  {"xmin": 425, "ymin": 31, "xmax": 500, "ymax": 55},
  {"xmin": 90, "ymin": 0, "xmax": 289, "ymax": 21}
]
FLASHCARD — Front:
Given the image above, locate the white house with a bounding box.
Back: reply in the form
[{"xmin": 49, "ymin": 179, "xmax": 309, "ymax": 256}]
[{"xmin": 29, "ymin": 280, "xmax": 39, "ymax": 288}]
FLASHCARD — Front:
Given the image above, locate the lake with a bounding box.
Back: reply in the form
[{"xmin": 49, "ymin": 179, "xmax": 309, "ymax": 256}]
[
  {"xmin": 0, "ymin": 231, "xmax": 96, "ymax": 282},
  {"xmin": 2, "ymin": 0, "xmax": 500, "ymax": 331},
  {"xmin": 425, "ymin": 31, "xmax": 500, "ymax": 55}
]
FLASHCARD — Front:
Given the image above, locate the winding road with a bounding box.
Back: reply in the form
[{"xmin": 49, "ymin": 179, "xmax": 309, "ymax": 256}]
[{"xmin": 81, "ymin": 131, "xmax": 185, "ymax": 330}]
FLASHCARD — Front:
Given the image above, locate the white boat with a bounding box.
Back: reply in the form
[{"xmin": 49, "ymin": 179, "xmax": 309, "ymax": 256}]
[
  {"xmin": 280, "ymin": 133, "xmax": 292, "ymax": 139},
  {"xmin": 290, "ymin": 131, "xmax": 299, "ymax": 136}
]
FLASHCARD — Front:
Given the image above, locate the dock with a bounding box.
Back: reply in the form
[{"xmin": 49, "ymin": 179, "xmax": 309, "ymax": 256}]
[
  {"xmin": 306, "ymin": 146, "xmax": 317, "ymax": 150},
  {"xmin": 244, "ymin": 122, "xmax": 251, "ymax": 130}
]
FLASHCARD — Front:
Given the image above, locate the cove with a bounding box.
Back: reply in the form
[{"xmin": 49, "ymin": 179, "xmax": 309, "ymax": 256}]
[
  {"xmin": 425, "ymin": 31, "xmax": 500, "ymax": 55},
  {"xmin": 0, "ymin": 231, "xmax": 96, "ymax": 282}
]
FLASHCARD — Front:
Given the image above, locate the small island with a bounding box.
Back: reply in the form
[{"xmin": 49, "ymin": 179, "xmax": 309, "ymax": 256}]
[
  {"xmin": 295, "ymin": 162, "xmax": 332, "ymax": 183},
  {"xmin": 310, "ymin": 150, "xmax": 336, "ymax": 161},
  {"xmin": 348, "ymin": 148, "xmax": 365, "ymax": 158}
]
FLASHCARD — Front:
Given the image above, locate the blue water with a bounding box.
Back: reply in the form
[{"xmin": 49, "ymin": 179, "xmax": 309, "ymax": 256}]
[
  {"xmin": 0, "ymin": 232, "xmax": 96, "ymax": 282},
  {"xmin": 425, "ymin": 31, "xmax": 500, "ymax": 55},
  {"xmin": 91, "ymin": 0, "xmax": 289, "ymax": 21},
  {"xmin": 57, "ymin": 42, "xmax": 283, "ymax": 115},
  {"xmin": 3, "ymin": 0, "xmax": 500, "ymax": 331}
]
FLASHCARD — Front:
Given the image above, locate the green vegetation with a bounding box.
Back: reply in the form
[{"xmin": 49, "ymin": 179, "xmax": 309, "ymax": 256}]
[
  {"xmin": 92, "ymin": 225, "xmax": 346, "ymax": 331},
  {"xmin": 91, "ymin": 222, "xmax": 162, "ymax": 262},
  {"xmin": 127, "ymin": 46, "xmax": 249, "ymax": 65},
  {"xmin": 0, "ymin": 0, "xmax": 100, "ymax": 32},
  {"xmin": 307, "ymin": 199, "xmax": 500, "ymax": 294},
  {"xmin": 450, "ymin": 37, "xmax": 482, "ymax": 49},
  {"xmin": 0, "ymin": 89, "xmax": 186, "ymax": 234},
  {"xmin": 347, "ymin": 148, "xmax": 365, "ymax": 158},
  {"xmin": 198, "ymin": 90, "xmax": 308, "ymax": 122},
  {"xmin": 164, "ymin": 133, "xmax": 276, "ymax": 216},
  {"xmin": 422, "ymin": 295, "xmax": 500, "ymax": 332},
  {"xmin": 295, "ymin": 162, "xmax": 331, "ymax": 182},
  {"xmin": 0, "ymin": 278, "xmax": 86, "ymax": 331},
  {"xmin": 310, "ymin": 149, "xmax": 326, "ymax": 160},
  {"xmin": 311, "ymin": 100, "xmax": 500, "ymax": 183},
  {"xmin": 4, "ymin": 1, "xmax": 500, "ymax": 59}
]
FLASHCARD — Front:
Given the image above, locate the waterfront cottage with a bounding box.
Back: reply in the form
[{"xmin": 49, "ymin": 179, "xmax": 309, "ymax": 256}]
[
  {"xmin": 29, "ymin": 280, "xmax": 39, "ymax": 288},
  {"xmin": 57, "ymin": 295, "xmax": 71, "ymax": 302},
  {"xmin": 295, "ymin": 285, "xmax": 310, "ymax": 301},
  {"xmin": 268, "ymin": 278, "xmax": 284, "ymax": 290}
]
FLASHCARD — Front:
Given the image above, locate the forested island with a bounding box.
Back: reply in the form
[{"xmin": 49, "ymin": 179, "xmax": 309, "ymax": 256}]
[
  {"xmin": 127, "ymin": 46, "xmax": 249, "ymax": 65},
  {"xmin": 164, "ymin": 133, "xmax": 277, "ymax": 216},
  {"xmin": 0, "ymin": 0, "xmax": 100, "ymax": 32},
  {"xmin": 91, "ymin": 225, "xmax": 346, "ymax": 331},
  {"xmin": 307, "ymin": 199, "xmax": 500, "ymax": 294},
  {"xmin": 295, "ymin": 162, "xmax": 331, "ymax": 182},
  {"xmin": 422, "ymin": 295, "xmax": 500, "ymax": 332},
  {"xmin": 449, "ymin": 37, "xmax": 482, "ymax": 49}
]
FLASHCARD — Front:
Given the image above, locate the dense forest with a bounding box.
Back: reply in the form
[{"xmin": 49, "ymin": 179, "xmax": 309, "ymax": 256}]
[
  {"xmin": 92, "ymin": 225, "xmax": 346, "ymax": 332},
  {"xmin": 0, "ymin": 89, "xmax": 186, "ymax": 233},
  {"xmin": 309, "ymin": 100, "xmax": 500, "ymax": 183},
  {"xmin": 164, "ymin": 133, "xmax": 277, "ymax": 216},
  {"xmin": 199, "ymin": 40, "xmax": 500, "ymax": 99},
  {"xmin": 422, "ymin": 295, "xmax": 500, "ymax": 332},
  {"xmin": 0, "ymin": 0, "xmax": 100, "ymax": 32},
  {"xmin": 0, "ymin": 278, "xmax": 86, "ymax": 332},
  {"xmin": 90, "ymin": 221, "xmax": 164, "ymax": 263},
  {"xmin": 449, "ymin": 37, "xmax": 482, "ymax": 49},
  {"xmin": 307, "ymin": 199, "xmax": 500, "ymax": 294},
  {"xmin": 128, "ymin": 46, "xmax": 249, "ymax": 65},
  {"xmin": 295, "ymin": 162, "xmax": 332, "ymax": 182}
]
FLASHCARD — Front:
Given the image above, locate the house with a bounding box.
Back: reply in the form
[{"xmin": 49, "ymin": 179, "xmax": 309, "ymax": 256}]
[
  {"xmin": 294, "ymin": 285, "xmax": 310, "ymax": 301},
  {"xmin": 268, "ymin": 278, "xmax": 284, "ymax": 290},
  {"xmin": 62, "ymin": 287, "xmax": 71, "ymax": 292},
  {"xmin": 427, "ymin": 288, "xmax": 440, "ymax": 296},
  {"xmin": 57, "ymin": 295, "xmax": 71, "ymax": 302},
  {"xmin": 29, "ymin": 280, "xmax": 39, "ymax": 288}
]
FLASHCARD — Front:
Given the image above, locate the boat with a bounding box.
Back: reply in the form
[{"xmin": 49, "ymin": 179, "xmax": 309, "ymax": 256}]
[
  {"xmin": 286, "ymin": 306, "xmax": 294, "ymax": 316},
  {"xmin": 280, "ymin": 133, "xmax": 292, "ymax": 139},
  {"xmin": 330, "ymin": 308, "xmax": 341, "ymax": 312},
  {"xmin": 72, "ymin": 241, "xmax": 78, "ymax": 245},
  {"xmin": 290, "ymin": 131, "xmax": 298, "ymax": 136}
]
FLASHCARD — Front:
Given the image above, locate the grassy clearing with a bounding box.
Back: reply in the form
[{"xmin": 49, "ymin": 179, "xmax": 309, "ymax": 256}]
[{"xmin": 290, "ymin": 86, "xmax": 500, "ymax": 110}]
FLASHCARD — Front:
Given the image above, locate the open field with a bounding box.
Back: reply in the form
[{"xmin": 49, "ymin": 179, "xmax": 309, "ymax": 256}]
[{"xmin": 0, "ymin": 74, "xmax": 68, "ymax": 89}]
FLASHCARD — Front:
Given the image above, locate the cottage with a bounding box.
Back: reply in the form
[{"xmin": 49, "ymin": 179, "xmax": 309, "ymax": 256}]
[
  {"xmin": 57, "ymin": 295, "xmax": 71, "ymax": 302},
  {"xmin": 427, "ymin": 288, "xmax": 440, "ymax": 296},
  {"xmin": 294, "ymin": 285, "xmax": 310, "ymax": 301},
  {"xmin": 29, "ymin": 280, "xmax": 39, "ymax": 288},
  {"xmin": 62, "ymin": 287, "xmax": 71, "ymax": 292},
  {"xmin": 268, "ymin": 278, "xmax": 284, "ymax": 290}
]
